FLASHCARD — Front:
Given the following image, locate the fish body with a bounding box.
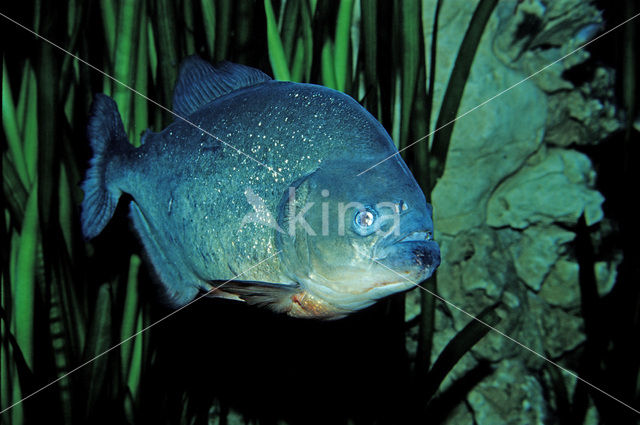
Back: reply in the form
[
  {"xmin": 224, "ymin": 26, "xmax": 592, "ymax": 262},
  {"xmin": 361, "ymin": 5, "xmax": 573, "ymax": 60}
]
[{"xmin": 82, "ymin": 57, "xmax": 440, "ymax": 319}]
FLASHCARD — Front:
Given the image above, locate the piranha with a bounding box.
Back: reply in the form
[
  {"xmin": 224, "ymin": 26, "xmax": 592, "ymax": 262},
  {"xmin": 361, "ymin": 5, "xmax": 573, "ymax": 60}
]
[{"xmin": 81, "ymin": 56, "xmax": 440, "ymax": 319}]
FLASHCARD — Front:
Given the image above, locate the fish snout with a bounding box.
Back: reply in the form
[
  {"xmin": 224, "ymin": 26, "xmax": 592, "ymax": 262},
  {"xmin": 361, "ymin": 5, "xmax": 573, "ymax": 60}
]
[
  {"xmin": 378, "ymin": 238, "xmax": 440, "ymax": 281},
  {"xmin": 412, "ymin": 241, "xmax": 441, "ymax": 273}
]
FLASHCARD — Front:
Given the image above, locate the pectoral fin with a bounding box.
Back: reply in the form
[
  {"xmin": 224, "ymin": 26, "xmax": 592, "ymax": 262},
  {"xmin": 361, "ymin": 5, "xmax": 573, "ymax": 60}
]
[
  {"xmin": 206, "ymin": 280, "xmax": 299, "ymax": 314},
  {"xmin": 208, "ymin": 281, "xmax": 350, "ymax": 319}
]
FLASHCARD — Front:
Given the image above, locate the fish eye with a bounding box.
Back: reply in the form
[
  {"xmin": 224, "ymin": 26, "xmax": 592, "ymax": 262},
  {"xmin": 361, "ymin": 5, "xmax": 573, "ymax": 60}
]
[
  {"xmin": 426, "ymin": 231, "xmax": 433, "ymax": 241},
  {"xmin": 353, "ymin": 207, "xmax": 377, "ymax": 235}
]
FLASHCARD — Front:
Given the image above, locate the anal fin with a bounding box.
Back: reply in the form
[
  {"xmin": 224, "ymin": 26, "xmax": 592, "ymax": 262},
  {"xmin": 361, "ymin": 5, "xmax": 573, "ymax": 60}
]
[{"xmin": 129, "ymin": 202, "xmax": 200, "ymax": 306}]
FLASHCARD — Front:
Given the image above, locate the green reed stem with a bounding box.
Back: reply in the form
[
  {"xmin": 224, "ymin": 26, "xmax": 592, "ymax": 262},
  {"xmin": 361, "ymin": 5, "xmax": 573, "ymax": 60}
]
[
  {"xmin": 321, "ymin": 39, "xmax": 337, "ymax": 89},
  {"xmin": 290, "ymin": 38, "xmax": 305, "ymax": 82},
  {"xmin": 280, "ymin": 0, "xmax": 300, "ymax": 67},
  {"xmin": 200, "ymin": 0, "xmax": 216, "ymax": 59},
  {"xmin": 84, "ymin": 284, "xmax": 113, "ymax": 415},
  {"xmin": 334, "ymin": 0, "xmax": 354, "ymax": 92},
  {"xmin": 133, "ymin": 0, "xmax": 149, "ymax": 144},
  {"xmin": 58, "ymin": 164, "xmax": 72, "ymax": 255},
  {"xmin": 16, "ymin": 62, "xmax": 29, "ymax": 137},
  {"xmin": 183, "ymin": 0, "xmax": 195, "ymax": 54},
  {"xmin": 14, "ymin": 183, "xmax": 39, "ymax": 371},
  {"xmin": 120, "ymin": 255, "xmax": 141, "ymax": 384},
  {"xmin": 360, "ymin": 0, "xmax": 378, "ymax": 114},
  {"xmin": 147, "ymin": 20, "xmax": 158, "ymax": 85},
  {"xmin": 2, "ymin": 62, "xmax": 29, "ymax": 189},
  {"xmin": 22, "ymin": 65, "xmax": 38, "ymax": 185},
  {"xmin": 100, "ymin": 0, "xmax": 117, "ymax": 65},
  {"xmin": 299, "ymin": 0, "xmax": 313, "ymax": 82},
  {"xmin": 214, "ymin": 0, "xmax": 230, "ymax": 62},
  {"xmin": 399, "ymin": 0, "xmax": 420, "ymax": 151},
  {"xmin": 264, "ymin": 0, "xmax": 291, "ymax": 80},
  {"xmin": 113, "ymin": 0, "xmax": 140, "ymax": 135},
  {"xmin": 127, "ymin": 312, "xmax": 143, "ymax": 398}
]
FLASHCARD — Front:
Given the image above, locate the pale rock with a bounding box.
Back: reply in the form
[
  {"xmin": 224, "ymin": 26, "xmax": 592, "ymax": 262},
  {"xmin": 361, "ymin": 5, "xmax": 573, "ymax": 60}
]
[
  {"xmin": 541, "ymin": 307, "xmax": 584, "ymax": 358},
  {"xmin": 437, "ymin": 228, "xmax": 513, "ymax": 316},
  {"xmin": 526, "ymin": 0, "xmax": 601, "ymax": 47},
  {"xmin": 542, "ymin": 309, "xmax": 585, "ymax": 358},
  {"xmin": 545, "ymin": 68, "xmax": 621, "ymax": 147},
  {"xmin": 521, "ymin": 48, "xmax": 585, "ymax": 92},
  {"xmin": 528, "ymin": 293, "xmax": 585, "ymax": 358},
  {"xmin": 416, "ymin": 0, "xmax": 615, "ymax": 422},
  {"xmin": 428, "ymin": 0, "xmax": 547, "ymax": 235},
  {"xmin": 539, "ymin": 260, "xmax": 580, "ymax": 308},
  {"xmin": 493, "ymin": 0, "xmax": 602, "ymax": 92},
  {"xmin": 492, "ymin": 0, "xmax": 548, "ymax": 66},
  {"xmin": 467, "ymin": 359, "xmax": 547, "ymax": 425},
  {"xmin": 594, "ymin": 260, "xmax": 617, "ymax": 297},
  {"xmin": 435, "ymin": 227, "xmax": 532, "ymax": 362},
  {"xmin": 486, "ymin": 148, "xmax": 605, "ymax": 228},
  {"xmin": 510, "ymin": 225, "xmax": 576, "ymax": 291},
  {"xmin": 539, "ymin": 258, "xmax": 619, "ymax": 309},
  {"xmin": 472, "ymin": 302, "xmax": 543, "ymax": 364}
]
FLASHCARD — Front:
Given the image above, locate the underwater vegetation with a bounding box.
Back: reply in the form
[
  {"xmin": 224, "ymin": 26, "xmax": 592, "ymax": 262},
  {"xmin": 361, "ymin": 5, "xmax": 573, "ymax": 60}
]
[{"xmin": 1, "ymin": 0, "xmax": 639, "ymax": 424}]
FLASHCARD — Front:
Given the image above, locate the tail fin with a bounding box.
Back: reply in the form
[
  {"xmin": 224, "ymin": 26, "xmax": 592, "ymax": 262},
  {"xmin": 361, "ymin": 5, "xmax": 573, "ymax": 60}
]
[{"xmin": 81, "ymin": 94, "xmax": 130, "ymax": 239}]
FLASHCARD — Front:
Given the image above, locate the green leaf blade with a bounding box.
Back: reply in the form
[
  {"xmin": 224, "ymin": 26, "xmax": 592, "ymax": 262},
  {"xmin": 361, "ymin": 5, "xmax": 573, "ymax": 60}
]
[{"xmin": 264, "ymin": 0, "xmax": 291, "ymax": 81}]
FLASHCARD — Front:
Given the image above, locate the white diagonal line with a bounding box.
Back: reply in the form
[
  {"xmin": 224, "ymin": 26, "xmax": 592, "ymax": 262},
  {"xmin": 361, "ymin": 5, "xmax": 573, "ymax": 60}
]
[
  {"xmin": 0, "ymin": 250, "xmax": 281, "ymax": 415},
  {"xmin": 0, "ymin": 12, "xmax": 280, "ymax": 177},
  {"xmin": 357, "ymin": 11, "xmax": 640, "ymax": 176},
  {"xmin": 370, "ymin": 257, "xmax": 640, "ymax": 416}
]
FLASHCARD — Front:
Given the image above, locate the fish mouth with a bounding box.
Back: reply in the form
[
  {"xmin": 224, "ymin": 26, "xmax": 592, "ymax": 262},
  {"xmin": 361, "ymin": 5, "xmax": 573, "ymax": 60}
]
[
  {"xmin": 375, "ymin": 231, "xmax": 441, "ymax": 281},
  {"xmin": 397, "ymin": 230, "xmax": 432, "ymax": 243},
  {"xmin": 366, "ymin": 280, "xmax": 417, "ymax": 298}
]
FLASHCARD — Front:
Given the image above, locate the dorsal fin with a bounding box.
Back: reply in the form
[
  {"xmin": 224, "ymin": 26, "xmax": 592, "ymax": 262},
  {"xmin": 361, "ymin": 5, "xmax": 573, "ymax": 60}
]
[{"xmin": 172, "ymin": 56, "xmax": 272, "ymax": 117}]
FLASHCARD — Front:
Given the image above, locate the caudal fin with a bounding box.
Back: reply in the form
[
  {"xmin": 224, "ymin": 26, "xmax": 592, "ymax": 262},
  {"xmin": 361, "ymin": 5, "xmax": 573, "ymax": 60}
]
[{"xmin": 81, "ymin": 94, "xmax": 130, "ymax": 239}]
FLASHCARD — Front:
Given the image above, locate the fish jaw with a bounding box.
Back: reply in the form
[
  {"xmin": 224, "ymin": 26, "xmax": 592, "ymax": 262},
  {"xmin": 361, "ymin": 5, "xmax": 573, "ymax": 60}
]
[
  {"xmin": 288, "ymin": 273, "xmax": 417, "ymax": 318},
  {"xmin": 375, "ymin": 239, "xmax": 441, "ymax": 284},
  {"xmin": 277, "ymin": 238, "xmax": 441, "ymax": 318}
]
